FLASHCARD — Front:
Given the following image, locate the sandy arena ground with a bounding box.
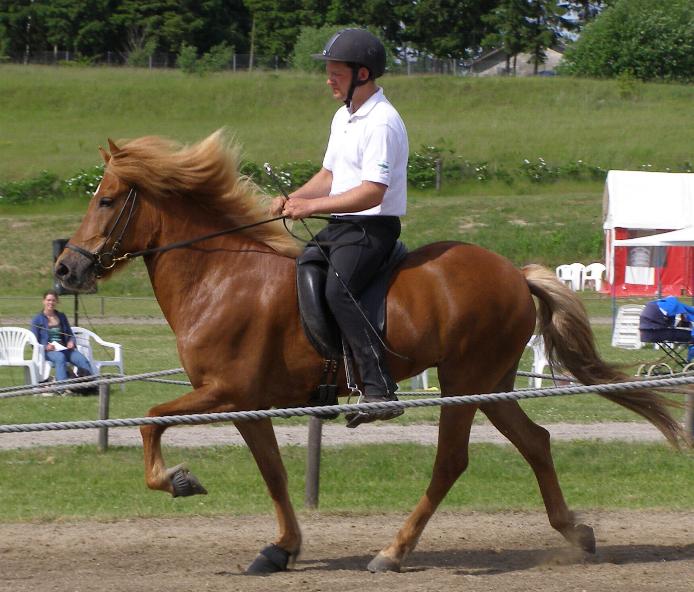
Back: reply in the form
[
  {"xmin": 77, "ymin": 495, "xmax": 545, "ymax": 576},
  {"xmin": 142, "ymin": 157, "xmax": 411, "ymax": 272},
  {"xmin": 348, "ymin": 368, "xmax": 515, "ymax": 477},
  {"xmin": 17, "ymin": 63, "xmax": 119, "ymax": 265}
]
[
  {"xmin": 1, "ymin": 422, "xmax": 691, "ymax": 591},
  {"xmin": 0, "ymin": 511, "xmax": 692, "ymax": 592}
]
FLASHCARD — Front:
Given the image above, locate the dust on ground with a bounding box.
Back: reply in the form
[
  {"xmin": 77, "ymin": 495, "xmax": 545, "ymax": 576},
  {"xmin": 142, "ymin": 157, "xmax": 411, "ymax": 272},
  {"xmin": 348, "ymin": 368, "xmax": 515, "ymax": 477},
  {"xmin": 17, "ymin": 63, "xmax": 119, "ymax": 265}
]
[{"xmin": 0, "ymin": 510, "xmax": 691, "ymax": 592}]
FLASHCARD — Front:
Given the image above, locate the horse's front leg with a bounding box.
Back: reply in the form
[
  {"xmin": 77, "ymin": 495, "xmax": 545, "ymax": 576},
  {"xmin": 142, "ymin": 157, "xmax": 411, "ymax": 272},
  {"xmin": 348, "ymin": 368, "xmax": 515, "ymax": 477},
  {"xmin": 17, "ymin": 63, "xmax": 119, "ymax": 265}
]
[
  {"xmin": 234, "ymin": 418, "xmax": 302, "ymax": 575},
  {"xmin": 140, "ymin": 385, "xmax": 222, "ymax": 496}
]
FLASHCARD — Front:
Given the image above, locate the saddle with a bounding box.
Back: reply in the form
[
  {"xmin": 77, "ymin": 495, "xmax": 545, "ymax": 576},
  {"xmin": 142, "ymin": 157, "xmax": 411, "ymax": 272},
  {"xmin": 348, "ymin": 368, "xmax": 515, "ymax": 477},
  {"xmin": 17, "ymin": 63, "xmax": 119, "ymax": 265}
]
[{"xmin": 296, "ymin": 240, "xmax": 408, "ymax": 407}]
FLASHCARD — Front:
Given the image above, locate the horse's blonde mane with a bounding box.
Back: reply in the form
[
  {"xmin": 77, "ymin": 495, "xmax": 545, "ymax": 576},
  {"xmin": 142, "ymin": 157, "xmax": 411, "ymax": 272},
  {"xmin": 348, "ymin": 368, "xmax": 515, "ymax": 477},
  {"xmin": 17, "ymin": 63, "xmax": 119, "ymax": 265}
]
[{"xmin": 106, "ymin": 129, "xmax": 300, "ymax": 257}]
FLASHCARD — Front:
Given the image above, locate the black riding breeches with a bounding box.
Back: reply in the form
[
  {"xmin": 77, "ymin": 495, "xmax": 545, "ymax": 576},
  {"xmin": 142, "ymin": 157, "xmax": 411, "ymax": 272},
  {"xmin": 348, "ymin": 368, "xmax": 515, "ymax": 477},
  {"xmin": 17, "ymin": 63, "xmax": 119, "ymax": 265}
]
[{"xmin": 298, "ymin": 215, "xmax": 401, "ymax": 395}]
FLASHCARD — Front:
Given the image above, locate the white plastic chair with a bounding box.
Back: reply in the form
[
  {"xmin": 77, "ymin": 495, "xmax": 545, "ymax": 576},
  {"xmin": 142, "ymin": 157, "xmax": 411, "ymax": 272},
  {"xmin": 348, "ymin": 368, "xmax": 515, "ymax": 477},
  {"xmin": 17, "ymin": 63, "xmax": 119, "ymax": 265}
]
[
  {"xmin": 568, "ymin": 262, "xmax": 586, "ymax": 291},
  {"xmin": 0, "ymin": 327, "xmax": 45, "ymax": 385},
  {"xmin": 71, "ymin": 327, "xmax": 124, "ymax": 377},
  {"xmin": 611, "ymin": 305, "xmax": 645, "ymax": 350},
  {"xmin": 583, "ymin": 262, "xmax": 606, "ymax": 291},
  {"xmin": 555, "ymin": 264, "xmax": 573, "ymax": 288}
]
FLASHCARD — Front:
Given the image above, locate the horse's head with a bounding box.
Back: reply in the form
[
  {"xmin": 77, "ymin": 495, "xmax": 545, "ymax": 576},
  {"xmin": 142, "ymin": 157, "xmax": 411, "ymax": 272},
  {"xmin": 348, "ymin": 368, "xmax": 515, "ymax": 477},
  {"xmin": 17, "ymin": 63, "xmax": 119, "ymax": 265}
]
[{"xmin": 55, "ymin": 140, "xmax": 146, "ymax": 292}]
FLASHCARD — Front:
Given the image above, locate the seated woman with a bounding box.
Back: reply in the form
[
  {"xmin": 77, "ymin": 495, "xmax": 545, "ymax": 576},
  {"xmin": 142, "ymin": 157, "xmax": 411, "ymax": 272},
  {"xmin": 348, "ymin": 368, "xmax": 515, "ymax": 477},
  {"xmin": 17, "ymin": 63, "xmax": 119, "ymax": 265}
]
[
  {"xmin": 30, "ymin": 290, "xmax": 95, "ymax": 391},
  {"xmin": 639, "ymin": 295, "xmax": 694, "ymax": 344}
]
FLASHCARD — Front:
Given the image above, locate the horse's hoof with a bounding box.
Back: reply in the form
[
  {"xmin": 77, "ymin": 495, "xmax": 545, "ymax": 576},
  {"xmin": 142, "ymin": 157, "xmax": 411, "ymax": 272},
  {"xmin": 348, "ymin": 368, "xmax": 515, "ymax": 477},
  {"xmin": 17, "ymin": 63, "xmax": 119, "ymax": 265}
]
[
  {"xmin": 367, "ymin": 552, "xmax": 401, "ymax": 573},
  {"xmin": 245, "ymin": 544, "xmax": 290, "ymax": 575},
  {"xmin": 169, "ymin": 465, "xmax": 208, "ymax": 497},
  {"xmin": 563, "ymin": 523, "xmax": 596, "ymax": 554},
  {"xmin": 574, "ymin": 524, "xmax": 596, "ymax": 554}
]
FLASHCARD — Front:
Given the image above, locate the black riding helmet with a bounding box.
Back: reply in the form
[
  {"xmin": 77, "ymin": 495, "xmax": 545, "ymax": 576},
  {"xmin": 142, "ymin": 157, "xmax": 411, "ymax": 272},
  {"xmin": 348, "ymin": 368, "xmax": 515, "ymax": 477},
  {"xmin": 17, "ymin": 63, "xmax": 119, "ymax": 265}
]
[{"xmin": 312, "ymin": 28, "xmax": 387, "ymax": 110}]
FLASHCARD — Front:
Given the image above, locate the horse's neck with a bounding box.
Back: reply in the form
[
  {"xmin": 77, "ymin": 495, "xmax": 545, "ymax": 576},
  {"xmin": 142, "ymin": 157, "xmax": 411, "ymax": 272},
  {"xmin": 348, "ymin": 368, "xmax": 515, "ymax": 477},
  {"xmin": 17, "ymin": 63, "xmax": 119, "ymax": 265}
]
[{"xmin": 143, "ymin": 207, "xmax": 284, "ymax": 329}]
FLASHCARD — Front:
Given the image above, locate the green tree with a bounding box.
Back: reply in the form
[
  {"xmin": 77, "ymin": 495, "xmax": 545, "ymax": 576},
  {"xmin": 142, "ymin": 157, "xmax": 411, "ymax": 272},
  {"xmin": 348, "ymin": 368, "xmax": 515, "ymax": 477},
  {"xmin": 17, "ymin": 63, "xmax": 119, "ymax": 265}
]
[
  {"xmin": 560, "ymin": 0, "xmax": 694, "ymax": 82},
  {"xmin": 323, "ymin": 0, "xmax": 410, "ymax": 49},
  {"xmin": 481, "ymin": 0, "xmax": 531, "ymax": 74},
  {"xmin": 524, "ymin": 0, "xmax": 568, "ymax": 75},
  {"xmin": 43, "ymin": 0, "xmax": 117, "ymax": 58},
  {"xmin": 113, "ymin": 0, "xmax": 209, "ymax": 54},
  {"xmin": 0, "ymin": 0, "xmax": 50, "ymax": 61},
  {"xmin": 244, "ymin": 0, "xmax": 327, "ymax": 66},
  {"xmin": 402, "ymin": 0, "xmax": 499, "ymax": 59}
]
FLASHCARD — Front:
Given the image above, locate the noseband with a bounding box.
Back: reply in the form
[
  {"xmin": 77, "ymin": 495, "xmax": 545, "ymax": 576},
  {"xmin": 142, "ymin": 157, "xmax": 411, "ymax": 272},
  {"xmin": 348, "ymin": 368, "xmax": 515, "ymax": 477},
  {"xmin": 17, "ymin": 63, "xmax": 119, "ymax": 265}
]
[{"xmin": 65, "ymin": 187, "xmax": 138, "ymax": 278}]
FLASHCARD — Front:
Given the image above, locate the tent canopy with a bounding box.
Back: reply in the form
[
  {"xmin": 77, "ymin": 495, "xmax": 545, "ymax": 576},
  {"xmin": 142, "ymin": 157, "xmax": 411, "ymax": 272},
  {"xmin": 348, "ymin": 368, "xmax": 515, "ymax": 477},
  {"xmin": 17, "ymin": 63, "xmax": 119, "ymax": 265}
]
[
  {"xmin": 604, "ymin": 171, "xmax": 694, "ymax": 297},
  {"xmin": 615, "ymin": 226, "xmax": 694, "ymax": 247},
  {"xmin": 603, "ymin": 170, "xmax": 694, "ymax": 231}
]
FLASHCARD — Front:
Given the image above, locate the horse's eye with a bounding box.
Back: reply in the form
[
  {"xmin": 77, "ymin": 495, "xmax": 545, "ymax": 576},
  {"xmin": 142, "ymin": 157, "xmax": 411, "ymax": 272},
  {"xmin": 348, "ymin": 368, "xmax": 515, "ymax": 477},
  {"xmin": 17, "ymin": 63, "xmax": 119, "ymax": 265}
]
[{"xmin": 99, "ymin": 197, "xmax": 114, "ymax": 207}]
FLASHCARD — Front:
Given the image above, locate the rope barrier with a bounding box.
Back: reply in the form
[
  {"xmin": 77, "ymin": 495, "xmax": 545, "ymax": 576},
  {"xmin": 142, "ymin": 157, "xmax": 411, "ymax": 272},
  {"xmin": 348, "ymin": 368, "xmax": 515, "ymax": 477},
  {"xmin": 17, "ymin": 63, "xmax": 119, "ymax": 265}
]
[
  {"xmin": 0, "ymin": 368, "xmax": 186, "ymax": 399},
  {"xmin": 0, "ymin": 367, "xmax": 572, "ymax": 399},
  {"xmin": 1, "ymin": 373, "xmax": 693, "ymax": 434}
]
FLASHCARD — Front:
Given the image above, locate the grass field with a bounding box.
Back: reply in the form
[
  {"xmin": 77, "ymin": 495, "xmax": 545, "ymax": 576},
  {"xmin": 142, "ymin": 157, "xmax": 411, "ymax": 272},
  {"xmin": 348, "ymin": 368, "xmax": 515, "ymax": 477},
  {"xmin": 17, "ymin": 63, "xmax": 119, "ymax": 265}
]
[
  {"xmin": 0, "ymin": 188, "xmax": 608, "ymax": 295},
  {"xmin": 1, "ymin": 66, "xmax": 693, "ymax": 181},
  {"xmin": 0, "ymin": 442, "xmax": 692, "ymax": 521}
]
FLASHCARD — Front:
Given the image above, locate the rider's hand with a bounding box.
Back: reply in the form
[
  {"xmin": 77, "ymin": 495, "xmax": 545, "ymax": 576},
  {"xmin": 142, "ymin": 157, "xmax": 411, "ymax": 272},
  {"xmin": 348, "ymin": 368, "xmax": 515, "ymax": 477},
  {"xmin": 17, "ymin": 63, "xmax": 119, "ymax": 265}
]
[
  {"xmin": 269, "ymin": 196, "xmax": 287, "ymax": 217},
  {"xmin": 282, "ymin": 197, "xmax": 314, "ymax": 220}
]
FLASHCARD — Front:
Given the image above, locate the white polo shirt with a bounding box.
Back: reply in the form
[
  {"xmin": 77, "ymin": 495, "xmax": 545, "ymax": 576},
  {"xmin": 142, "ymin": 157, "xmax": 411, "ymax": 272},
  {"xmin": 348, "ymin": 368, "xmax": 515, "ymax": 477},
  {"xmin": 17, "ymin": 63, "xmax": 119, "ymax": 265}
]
[{"xmin": 323, "ymin": 87, "xmax": 408, "ymax": 216}]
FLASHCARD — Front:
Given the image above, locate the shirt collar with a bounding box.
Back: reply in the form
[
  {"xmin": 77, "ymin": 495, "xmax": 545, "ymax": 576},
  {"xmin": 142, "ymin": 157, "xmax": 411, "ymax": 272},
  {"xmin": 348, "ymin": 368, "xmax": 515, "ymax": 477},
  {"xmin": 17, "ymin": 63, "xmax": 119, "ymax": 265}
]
[{"xmin": 349, "ymin": 87, "xmax": 384, "ymax": 120}]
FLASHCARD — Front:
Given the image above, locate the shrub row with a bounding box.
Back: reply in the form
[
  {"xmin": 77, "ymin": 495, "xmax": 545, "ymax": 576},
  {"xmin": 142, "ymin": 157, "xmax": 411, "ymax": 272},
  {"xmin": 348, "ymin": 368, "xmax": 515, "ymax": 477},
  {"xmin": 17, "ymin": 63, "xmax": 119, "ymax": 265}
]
[{"xmin": 2, "ymin": 150, "xmax": 692, "ymax": 205}]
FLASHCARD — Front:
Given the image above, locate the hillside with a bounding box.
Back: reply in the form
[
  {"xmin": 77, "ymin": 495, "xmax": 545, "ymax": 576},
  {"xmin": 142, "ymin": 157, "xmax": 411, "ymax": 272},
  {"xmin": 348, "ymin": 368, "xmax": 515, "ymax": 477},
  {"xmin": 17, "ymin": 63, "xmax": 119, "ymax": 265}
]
[{"xmin": 1, "ymin": 66, "xmax": 692, "ymax": 180}]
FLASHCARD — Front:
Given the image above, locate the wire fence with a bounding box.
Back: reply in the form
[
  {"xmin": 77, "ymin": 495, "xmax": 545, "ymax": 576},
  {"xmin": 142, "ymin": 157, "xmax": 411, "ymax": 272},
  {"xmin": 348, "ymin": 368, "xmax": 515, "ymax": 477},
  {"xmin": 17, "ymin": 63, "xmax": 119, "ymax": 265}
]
[{"xmin": 5, "ymin": 50, "xmax": 470, "ymax": 76}]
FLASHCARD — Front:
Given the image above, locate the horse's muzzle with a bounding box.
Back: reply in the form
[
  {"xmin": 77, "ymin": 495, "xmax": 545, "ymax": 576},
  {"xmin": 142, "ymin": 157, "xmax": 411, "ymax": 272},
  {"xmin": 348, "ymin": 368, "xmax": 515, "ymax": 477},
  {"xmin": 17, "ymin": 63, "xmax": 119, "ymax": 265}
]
[{"xmin": 55, "ymin": 249, "xmax": 98, "ymax": 292}]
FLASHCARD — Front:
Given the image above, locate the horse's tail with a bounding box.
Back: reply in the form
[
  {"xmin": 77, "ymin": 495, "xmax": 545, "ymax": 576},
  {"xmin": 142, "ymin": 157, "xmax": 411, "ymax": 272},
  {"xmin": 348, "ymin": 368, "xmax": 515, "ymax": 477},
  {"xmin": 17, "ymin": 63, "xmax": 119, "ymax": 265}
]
[{"xmin": 522, "ymin": 263, "xmax": 689, "ymax": 449}]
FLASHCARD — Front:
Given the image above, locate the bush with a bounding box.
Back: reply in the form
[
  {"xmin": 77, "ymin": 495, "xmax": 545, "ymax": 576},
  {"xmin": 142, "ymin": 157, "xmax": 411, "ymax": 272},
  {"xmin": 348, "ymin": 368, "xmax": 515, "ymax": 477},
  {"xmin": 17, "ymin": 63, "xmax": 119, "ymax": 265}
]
[
  {"xmin": 242, "ymin": 160, "xmax": 320, "ymax": 194},
  {"xmin": 198, "ymin": 42, "xmax": 233, "ymax": 73},
  {"xmin": 126, "ymin": 39, "xmax": 157, "ymax": 68},
  {"xmin": 2, "ymin": 153, "xmax": 688, "ymax": 206},
  {"xmin": 559, "ymin": 0, "xmax": 694, "ymax": 82},
  {"xmin": 178, "ymin": 42, "xmax": 233, "ymax": 75},
  {"xmin": 177, "ymin": 43, "xmax": 198, "ymax": 74},
  {"xmin": 0, "ymin": 171, "xmax": 62, "ymax": 204},
  {"xmin": 64, "ymin": 165, "xmax": 104, "ymax": 196}
]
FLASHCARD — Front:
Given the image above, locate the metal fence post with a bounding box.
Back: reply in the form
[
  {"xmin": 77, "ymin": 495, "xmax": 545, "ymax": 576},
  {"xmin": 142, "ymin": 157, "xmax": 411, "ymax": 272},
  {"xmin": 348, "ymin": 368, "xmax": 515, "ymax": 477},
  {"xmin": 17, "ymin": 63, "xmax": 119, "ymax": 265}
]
[
  {"xmin": 98, "ymin": 381, "xmax": 110, "ymax": 452},
  {"xmin": 304, "ymin": 416, "xmax": 323, "ymax": 508}
]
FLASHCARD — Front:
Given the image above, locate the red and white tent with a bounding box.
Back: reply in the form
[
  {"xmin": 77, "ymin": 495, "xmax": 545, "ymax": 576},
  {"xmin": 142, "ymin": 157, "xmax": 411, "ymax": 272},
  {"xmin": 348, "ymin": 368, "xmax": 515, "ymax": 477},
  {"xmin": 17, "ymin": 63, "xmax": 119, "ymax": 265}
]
[{"xmin": 604, "ymin": 170, "xmax": 694, "ymax": 296}]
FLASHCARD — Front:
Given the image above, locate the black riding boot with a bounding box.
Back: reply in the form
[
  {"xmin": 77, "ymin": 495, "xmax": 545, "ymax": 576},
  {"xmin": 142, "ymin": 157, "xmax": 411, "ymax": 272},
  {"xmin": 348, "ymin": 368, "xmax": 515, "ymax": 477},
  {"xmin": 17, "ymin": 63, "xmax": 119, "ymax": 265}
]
[{"xmin": 345, "ymin": 329, "xmax": 403, "ymax": 428}]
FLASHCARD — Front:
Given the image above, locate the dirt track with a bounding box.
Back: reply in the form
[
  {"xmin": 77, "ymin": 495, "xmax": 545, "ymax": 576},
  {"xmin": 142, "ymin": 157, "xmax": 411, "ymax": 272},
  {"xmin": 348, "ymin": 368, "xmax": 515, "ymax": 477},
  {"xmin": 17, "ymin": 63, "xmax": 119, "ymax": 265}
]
[
  {"xmin": 1, "ymin": 511, "xmax": 692, "ymax": 591},
  {"xmin": 0, "ymin": 421, "xmax": 668, "ymax": 449}
]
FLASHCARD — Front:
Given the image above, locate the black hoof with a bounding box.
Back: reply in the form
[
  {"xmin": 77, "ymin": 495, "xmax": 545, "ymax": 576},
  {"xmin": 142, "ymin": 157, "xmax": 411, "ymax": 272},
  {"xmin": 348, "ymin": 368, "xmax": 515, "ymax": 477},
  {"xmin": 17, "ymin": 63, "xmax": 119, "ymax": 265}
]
[
  {"xmin": 170, "ymin": 467, "xmax": 208, "ymax": 497},
  {"xmin": 245, "ymin": 544, "xmax": 290, "ymax": 575}
]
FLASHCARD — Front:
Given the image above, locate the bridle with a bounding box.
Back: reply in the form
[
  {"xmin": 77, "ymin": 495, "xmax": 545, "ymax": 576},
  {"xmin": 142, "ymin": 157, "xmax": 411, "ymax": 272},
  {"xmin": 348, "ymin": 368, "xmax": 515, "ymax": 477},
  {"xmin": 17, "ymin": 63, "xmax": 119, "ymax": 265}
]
[
  {"xmin": 65, "ymin": 187, "xmax": 138, "ymax": 278},
  {"xmin": 63, "ymin": 184, "xmax": 290, "ymax": 278}
]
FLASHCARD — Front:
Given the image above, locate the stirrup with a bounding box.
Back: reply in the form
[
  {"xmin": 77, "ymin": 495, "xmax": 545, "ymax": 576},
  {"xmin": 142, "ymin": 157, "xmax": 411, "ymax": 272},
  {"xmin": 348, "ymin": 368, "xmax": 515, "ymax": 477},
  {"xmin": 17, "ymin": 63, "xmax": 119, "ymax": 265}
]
[{"xmin": 344, "ymin": 391, "xmax": 404, "ymax": 429}]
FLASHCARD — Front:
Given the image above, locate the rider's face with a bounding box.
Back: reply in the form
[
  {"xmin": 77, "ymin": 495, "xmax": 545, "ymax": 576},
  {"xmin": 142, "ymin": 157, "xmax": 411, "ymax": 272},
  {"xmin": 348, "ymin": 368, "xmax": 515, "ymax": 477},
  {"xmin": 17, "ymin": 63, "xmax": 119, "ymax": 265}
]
[{"xmin": 325, "ymin": 61, "xmax": 368, "ymax": 102}]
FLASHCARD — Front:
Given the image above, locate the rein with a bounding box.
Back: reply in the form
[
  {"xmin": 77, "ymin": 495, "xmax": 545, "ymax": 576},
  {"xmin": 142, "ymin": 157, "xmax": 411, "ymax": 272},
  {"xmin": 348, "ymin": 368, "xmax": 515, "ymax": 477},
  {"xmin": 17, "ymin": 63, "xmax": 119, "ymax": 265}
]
[
  {"xmin": 65, "ymin": 184, "xmax": 366, "ymax": 277},
  {"xmin": 63, "ymin": 186, "xmax": 337, "ymax": 276}
]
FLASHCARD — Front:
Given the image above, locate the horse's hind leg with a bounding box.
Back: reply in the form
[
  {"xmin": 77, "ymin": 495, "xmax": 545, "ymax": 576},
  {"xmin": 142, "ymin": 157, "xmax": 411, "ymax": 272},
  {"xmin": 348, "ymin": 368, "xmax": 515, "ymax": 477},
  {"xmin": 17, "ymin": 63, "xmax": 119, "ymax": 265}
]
[
  {"xmin": 480, "ymin": 399, "xmax": 596, "ymax": 553},
  {"xmin": 368, "ymin": 400, "xmax": 478, "ymax": 572},
  {"xmin": 235, "ymin": 418, "xmax": 302, "ymax": 574}
]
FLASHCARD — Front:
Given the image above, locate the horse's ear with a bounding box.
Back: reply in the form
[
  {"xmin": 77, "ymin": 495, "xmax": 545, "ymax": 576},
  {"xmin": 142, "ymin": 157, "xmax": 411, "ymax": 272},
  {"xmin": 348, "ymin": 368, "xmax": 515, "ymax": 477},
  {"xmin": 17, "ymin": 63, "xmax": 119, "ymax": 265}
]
[
  {"xmin": 98, "ymin": 146, "xmax": 111, "ymax": 164},
  {"xmin": 107, "ymin": 138, "xmax": 121, "ymax": 155}
]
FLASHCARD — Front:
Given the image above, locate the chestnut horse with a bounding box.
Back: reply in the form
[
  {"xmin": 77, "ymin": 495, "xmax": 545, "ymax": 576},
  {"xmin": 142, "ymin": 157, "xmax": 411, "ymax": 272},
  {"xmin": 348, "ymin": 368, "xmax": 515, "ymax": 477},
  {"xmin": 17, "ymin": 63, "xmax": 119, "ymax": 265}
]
[{"xmin": 56, "ymin": 131, "xmax": 686, "ymax": 574}]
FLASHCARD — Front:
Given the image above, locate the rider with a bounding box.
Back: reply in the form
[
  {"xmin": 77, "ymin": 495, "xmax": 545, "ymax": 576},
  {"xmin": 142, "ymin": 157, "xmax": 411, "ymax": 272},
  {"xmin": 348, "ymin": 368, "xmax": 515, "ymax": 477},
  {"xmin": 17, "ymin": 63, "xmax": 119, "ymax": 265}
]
[{"xmin": 270, "ymin": 28, "xmax": 409, "ymax": 428}]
